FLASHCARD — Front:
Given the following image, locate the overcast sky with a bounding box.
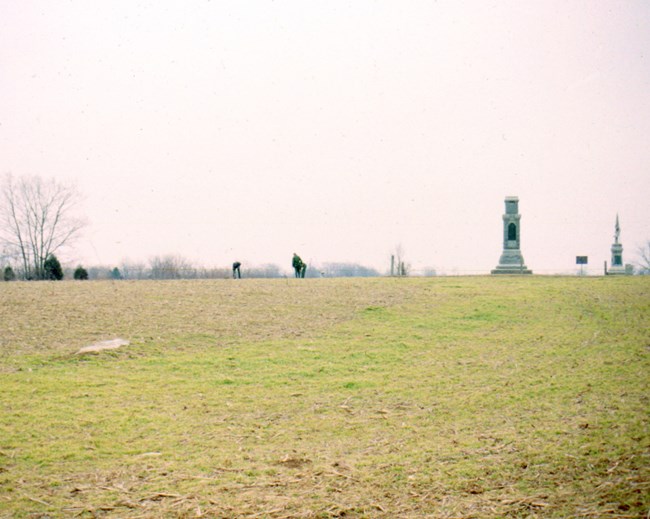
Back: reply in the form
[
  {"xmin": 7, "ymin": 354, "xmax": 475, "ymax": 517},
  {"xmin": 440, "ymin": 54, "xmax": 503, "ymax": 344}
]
[{"xmin": 1, "ymin": 1, "xmax": 649, "ymax": 274}]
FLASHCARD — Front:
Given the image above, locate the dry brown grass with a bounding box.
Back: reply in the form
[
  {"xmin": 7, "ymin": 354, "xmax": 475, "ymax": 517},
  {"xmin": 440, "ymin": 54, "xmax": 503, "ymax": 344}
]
[
  {"xmin": 0, "ymin": 278, "xmax": 407, "ymax": 359},
  {"xmin": 1, "ymin": 276, "xmax": 648, "ymax": 518}
]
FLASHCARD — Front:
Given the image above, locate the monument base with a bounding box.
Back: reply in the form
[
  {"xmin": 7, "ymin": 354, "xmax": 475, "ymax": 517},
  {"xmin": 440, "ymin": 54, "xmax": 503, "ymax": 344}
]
[
  {"xmin": 491, "ymin": 249, "xmax": 532, "ymax": 275},
  {"xmin": 491, "ymin": 266, "xmax": 533, "ymax": 275},
  {"xmin": 607, "ymin": 266, "xmax": 626, "ymax": 276}
]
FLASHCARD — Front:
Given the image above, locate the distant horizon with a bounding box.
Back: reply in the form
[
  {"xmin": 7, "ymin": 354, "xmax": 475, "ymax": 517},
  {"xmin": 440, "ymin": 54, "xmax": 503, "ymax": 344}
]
[
  {"xmin": 70, "ymin": 197, "xmax": 644, "ymax": 276},
  {"xmin": 43, "ymin": 245, "xmax": 640, "ymax": 278}
]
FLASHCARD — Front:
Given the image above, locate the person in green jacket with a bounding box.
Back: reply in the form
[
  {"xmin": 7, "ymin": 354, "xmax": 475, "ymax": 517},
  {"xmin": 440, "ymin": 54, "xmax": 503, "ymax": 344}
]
[{"xmin": 292, "ymin": 253, "xmax": 304, "ymax": 278}]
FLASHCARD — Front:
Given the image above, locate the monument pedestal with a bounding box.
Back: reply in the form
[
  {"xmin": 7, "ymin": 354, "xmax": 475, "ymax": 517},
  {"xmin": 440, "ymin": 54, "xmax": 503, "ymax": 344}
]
[
  {"xmin": 491, "ymin": 250, "xmax": 532, "ymax": 275},
  {"xmin": 608, "ymin": 242, "xmax": 626, "ymax": 275},
  {"xmin": 491, "ymin": 196, "xmax": 533, "ymax": 275}
]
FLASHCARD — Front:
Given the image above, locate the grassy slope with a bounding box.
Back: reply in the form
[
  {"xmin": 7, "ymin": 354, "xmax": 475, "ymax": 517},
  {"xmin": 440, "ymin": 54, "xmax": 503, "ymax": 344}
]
[{"xmin": 0, "ymin": 277, "xmax": 648, "ymax": 518}]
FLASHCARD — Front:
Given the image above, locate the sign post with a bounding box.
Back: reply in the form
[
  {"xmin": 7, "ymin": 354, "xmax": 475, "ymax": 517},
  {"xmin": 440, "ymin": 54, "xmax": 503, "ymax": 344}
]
[{"xmin": 576, "ymin": 256, "xmax": 588, "ymax": 276}]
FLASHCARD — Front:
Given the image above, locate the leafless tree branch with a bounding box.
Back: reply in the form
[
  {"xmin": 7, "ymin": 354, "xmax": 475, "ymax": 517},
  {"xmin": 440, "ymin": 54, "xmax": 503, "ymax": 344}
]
[{"xmin": 0, "ymin": 174, "xmax": 85, "ymax": 279}]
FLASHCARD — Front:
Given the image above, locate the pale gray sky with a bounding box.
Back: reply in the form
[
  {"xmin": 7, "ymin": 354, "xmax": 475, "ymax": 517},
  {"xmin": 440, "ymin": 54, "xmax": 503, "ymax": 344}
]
[{"xmin": 1, "ymin": 1, "xmax": 649, "ymax": 274}]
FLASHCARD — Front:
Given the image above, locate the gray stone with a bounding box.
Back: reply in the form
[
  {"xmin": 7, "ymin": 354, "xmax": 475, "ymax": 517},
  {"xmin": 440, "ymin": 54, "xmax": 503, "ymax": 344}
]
[{"xmin": 491, "ymin": 196, "xmax": 532, "ymax": 275}]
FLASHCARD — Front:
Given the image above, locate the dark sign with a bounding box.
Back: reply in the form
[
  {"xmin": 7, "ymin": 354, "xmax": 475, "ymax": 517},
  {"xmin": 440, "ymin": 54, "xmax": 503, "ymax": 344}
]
[{"xmin": 576, "ymin": 256, "xmax": 588, "ymax": 265}]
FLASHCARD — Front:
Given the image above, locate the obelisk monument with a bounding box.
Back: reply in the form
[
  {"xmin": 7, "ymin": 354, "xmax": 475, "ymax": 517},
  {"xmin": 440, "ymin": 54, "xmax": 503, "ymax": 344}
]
[
  {"xmin": 608, "ymin": 214, "xmax": 626, "ymax": 275},
  {"xmin": 491, "ymin": 196, "xmax": 532, "ymax": 275}
]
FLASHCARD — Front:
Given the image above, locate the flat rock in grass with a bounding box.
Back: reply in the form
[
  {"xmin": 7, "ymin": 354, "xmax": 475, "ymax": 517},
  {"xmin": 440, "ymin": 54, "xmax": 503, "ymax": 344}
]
[{"xmin": 76, "ymin": 338, "xmax": 129, "ymax": 355}]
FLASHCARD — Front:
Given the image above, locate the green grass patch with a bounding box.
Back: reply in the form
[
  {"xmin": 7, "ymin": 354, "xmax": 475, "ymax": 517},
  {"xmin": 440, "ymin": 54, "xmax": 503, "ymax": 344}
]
[{"xmin": 0, "ymin": 276, "xmax": 648, "ymax": 517}]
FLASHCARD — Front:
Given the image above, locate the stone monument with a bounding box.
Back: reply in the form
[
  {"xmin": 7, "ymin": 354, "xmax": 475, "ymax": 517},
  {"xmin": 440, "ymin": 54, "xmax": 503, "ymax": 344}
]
[
  {"xmin": 608, "ymin": 214, "xmax": 626, "ymax": 275},
  {"xmin": 491, "ymin": 196, "xmax": 532, "ymax": 275}
]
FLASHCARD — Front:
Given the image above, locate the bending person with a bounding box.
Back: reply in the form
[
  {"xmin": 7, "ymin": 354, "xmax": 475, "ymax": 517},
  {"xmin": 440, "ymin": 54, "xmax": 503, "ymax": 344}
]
[{"xmin": 292, "ymin": 253, "xmax": 304, "ymax": 278}]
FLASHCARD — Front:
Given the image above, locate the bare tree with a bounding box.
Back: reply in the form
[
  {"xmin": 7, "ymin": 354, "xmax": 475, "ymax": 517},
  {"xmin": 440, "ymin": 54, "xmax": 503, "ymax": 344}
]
[
  {"xmin": 320, "ymin": 262, "xmax": 380, "ymax": 277},
  {"xmin": 0, "ymin": 174, "xmax": 85, "ymax": 280},
  {"xmin": 149, "ymin": 254, "xmax": 195, "ymax": 279},
  {"xmin": 245, "ymin": 263, "xmax": 283, "ymax": 278},
  {"xmin": 636, "ymin": 240, "xmax": 650, "ymax": 275},
  {"xmin": 119, "ymin": 260, "xmax": 147, "ymax": 280}
]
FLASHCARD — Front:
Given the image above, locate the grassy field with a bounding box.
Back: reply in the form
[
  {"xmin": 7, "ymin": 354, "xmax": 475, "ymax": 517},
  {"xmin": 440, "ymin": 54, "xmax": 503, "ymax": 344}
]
[{"xmin": 0, "ymin": 276, "xmax": 648, "ymax": 518}]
